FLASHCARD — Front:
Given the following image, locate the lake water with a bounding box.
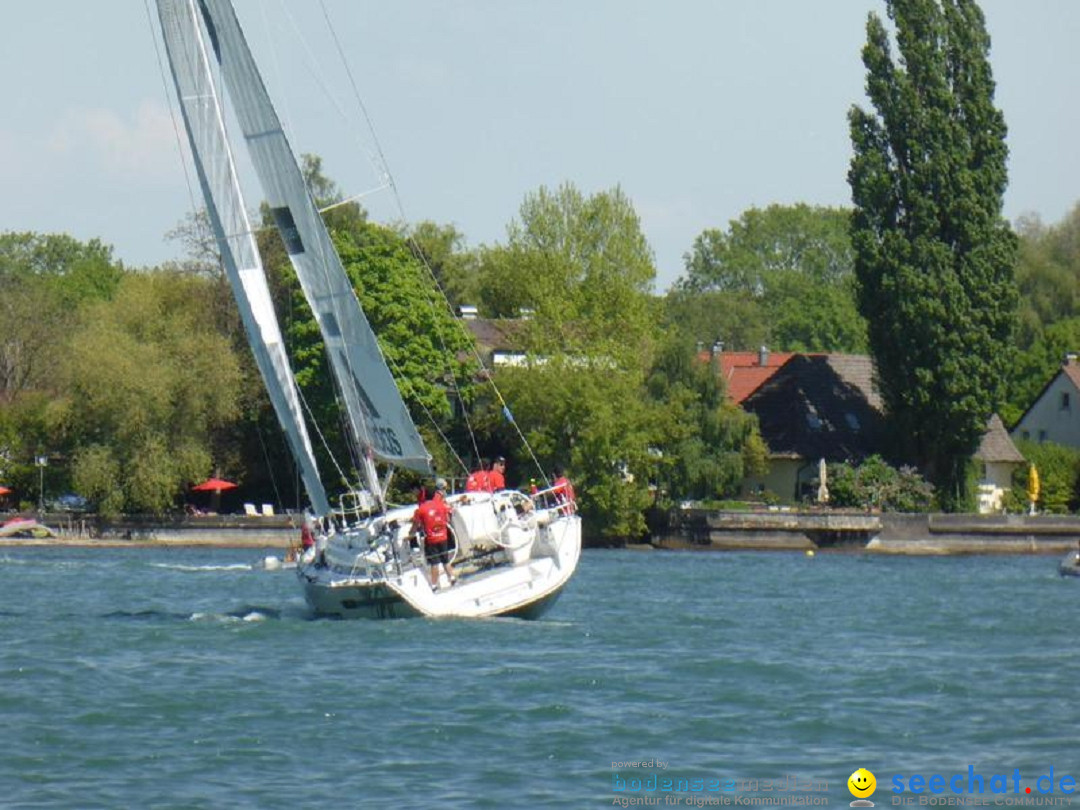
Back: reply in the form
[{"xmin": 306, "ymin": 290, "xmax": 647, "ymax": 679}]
[{"xmin": 1, "ymin": 547, "xmax": 1078, "ymax": 808}]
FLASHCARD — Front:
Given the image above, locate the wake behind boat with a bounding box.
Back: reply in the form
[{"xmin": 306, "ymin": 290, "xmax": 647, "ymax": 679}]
[{"xmin": 155, "ymin": 0, "xmax": 581, "ymax": 618}]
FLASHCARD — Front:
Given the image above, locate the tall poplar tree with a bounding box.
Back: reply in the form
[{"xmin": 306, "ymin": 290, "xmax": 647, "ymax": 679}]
[{"xmin": 848, "ymin": 0, "xmax": 1018, "ymax": 509}]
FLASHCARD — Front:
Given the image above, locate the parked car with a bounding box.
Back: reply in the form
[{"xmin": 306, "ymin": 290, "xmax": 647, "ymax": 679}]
[{"xmin": 49, "ymin": 493, "xmax": 90, "ymax": 513}]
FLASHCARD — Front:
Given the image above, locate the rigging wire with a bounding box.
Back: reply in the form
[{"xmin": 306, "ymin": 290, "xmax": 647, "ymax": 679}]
[{"xmin": 314, "ymin": 0, "xmax": 550, "ymax": 484}]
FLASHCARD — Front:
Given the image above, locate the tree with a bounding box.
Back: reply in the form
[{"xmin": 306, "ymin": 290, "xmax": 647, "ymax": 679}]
[
  {"xmin": 0, "ymin": 232, "xmax": 124, "ymax": 403},
  {"xmin": 674, "ymin": 204, "xmax": 866, "ymax": 352},
  {"xmin": 472, "ymin": 183, "xmax": 660, "ymax": 538},
  {"xmin": 55, "ymin": 271, "xmax": 244, "ymax": 515},
  {"xmin": 478, "ymin": 183, "xmax": 656, "ymax": 363},
  {"xmin": 848, "ymin": 0, "xmax": 1018, "ymax": 509},
  {"xmin": 645, "ymin": 335, "xmax": 767, "ymax": 502},
  {"xmin": 0, "ymin": 232, "xmax": 126, "ymax": 505},
  {"xmin": 1012, "ymin": 205, "xmax": 1080, "ymax": 348},
  {"xmin": 405, "ymin": 221, "xmax": 481, "ymax": 310}
]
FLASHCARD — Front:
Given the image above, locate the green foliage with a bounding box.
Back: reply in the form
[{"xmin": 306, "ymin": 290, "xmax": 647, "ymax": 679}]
[
  {"xmin": 661, "ymin": 288, "xmax": 770, "ymax": 355},
  {"xmin": 406, "ymin": 221, "xmax": 481, "ymax": 310},
  {"xmin": 848, "ymin": 0, "xmax": 1018, "ymax": 509},
  {"xmin": 478, "ymin": 184, "xmax": 655, "ymax": 361},
  {"xmin": 0, "ymin": 232, "xmax": 123, "ymax": 403},
  {"xmin": 646, "ymin": 336, "xmax": 766, "ymax": 502},
  {"xmin": 826, "ymin": 456, "xmax": 935, "ymax": 512},
  {"xmin": 674, "ymin": 204, "xmax": 867, "ymax": 352},
  {"xmin": 1012, "ymin": 205, "xmax": 1080, "ymax": 348},
  {"xmin": 1009, "ymin": 441, "xmax": 1080, "ymax": 514},
  {"xmin": 492, "ymin": 362, "xmax": 655, "ymax": 539},
  {"xmin": 54, "ymin": 271, "xmax": 243, "ymax": 513},
  {"xmin": 71, "ymin": 445, "xmax": 124, "ymax": 518}
]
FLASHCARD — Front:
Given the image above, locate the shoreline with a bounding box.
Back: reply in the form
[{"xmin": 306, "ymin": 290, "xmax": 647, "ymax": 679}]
[{"xmin": 3, "ymin": 509, "xmax": 1079, "ymax": 555}]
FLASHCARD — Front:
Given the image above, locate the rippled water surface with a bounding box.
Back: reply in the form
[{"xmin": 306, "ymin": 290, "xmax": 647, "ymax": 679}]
[{"xmin": 2, "ymin": 547, "xmax": 1078, "ymax": 808}]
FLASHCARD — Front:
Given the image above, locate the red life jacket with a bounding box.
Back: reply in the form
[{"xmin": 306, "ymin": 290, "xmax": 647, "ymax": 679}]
[{"xmin": 415, "ymin": 493, "xmax": 451, "ymax": 543}]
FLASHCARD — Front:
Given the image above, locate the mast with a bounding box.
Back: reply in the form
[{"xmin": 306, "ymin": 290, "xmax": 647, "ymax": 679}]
[
  {"xmin": 184, "ymin": 0, "xmax": 433, "ymax": 504},
  {"xmin": 157, "ymin": 0, "xmax": 330, "ymax": 516}
]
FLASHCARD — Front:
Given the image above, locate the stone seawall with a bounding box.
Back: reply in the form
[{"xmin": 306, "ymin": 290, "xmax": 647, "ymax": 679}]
[
  {"xmin": 651, "ymin": 508, "xmax": 1080, "ymax": 555},
  {"xmin": 0, "ymin": 513, "xmax": 298, "ymax": 548}
]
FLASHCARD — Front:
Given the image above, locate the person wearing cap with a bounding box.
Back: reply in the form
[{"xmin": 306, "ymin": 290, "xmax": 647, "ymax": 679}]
[
  {"xmin": 412, "ymin": 477, "xmax": 456, "ymax": 590},
  {"xmin": 489, "ymin": 456, "xmax": 507, "ymax": 491}
]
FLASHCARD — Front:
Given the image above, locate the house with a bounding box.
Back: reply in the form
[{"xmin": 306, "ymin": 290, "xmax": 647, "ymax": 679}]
[
  {"xmin": 736, "ymin": 354, "xmax": 883, "ymax": 502},
  {"xmin": 724, "ymin": 351, "xmax": 1023, "ymax": 512},
  {"xmin": 1011, "ymin": 354, "xmax": 1080, "ymax": 447},
  {"xmin": 974, "ymin": 414, "xmax": 1025, "ymax": 513},
  {"xmin": 462, "ymin": 317, "xmax": 529, "ymax": 368}
]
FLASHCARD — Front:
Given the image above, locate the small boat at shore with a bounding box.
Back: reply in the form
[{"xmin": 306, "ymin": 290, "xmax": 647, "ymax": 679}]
[
  {"xmin": 155, "ymin": 0, "xmax": 580, "ymax": 618},
  {"xmin": 0, "ymin": 518, "xmax": 56, "ymax": 539},
  {"xmin": 1059, "ymin": 550, "xmax": 1080, "ymax": 577}
]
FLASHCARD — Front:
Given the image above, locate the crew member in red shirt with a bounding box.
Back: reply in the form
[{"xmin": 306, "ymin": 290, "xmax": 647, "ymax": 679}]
[
  {"xmin": 412, "ymin": 477, "xmax": 456, "ymax": 590},
  {"xmin": 465, "ymin": 459, "xmax": 491, "ymax": 493},
  {"xmin": 488, "ymin": 456, "xmax": 507, "ymax": 491},
  {"xmin": 552, "ymin": 465, "xmax": 576, "ymax": 515}
]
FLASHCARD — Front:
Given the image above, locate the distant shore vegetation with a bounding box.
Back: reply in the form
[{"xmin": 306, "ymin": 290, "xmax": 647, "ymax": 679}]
[{"xmin": 2, "ymin": 191, "xmax": 1078, "ymax": 534}]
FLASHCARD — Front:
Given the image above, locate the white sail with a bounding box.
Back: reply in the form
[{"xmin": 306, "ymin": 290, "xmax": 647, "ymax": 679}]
[
  {"xmin": 185, "ymin": 0, "xmax": 432, "ymax": 479},
  {"xmin": 157, "ymin": 0, "xmax": 330, "ymax": 516}
]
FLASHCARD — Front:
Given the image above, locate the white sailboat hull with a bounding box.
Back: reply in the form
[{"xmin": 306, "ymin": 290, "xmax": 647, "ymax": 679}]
[{"xmin": 297, "ymin": 499, "xmax": 581, "ymax": 620}]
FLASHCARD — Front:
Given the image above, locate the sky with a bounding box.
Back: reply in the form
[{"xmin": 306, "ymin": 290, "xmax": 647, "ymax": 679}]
[{"xmin": 2, "ymin": 1, "xmax": 1078, "ymax": 291}]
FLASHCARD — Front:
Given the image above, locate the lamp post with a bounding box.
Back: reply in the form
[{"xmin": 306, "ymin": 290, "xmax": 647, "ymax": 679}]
[{"xmin": 35, "ymin": 455, "xmax": 47, "ymax": 513}]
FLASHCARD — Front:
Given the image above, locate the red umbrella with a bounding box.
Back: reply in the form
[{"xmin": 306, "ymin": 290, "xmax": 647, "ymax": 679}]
[
  {"xmin": 191, "ymin": 477, "xmax": 238, "ymax": 492},
  {"xmin": 0, "ymin": 486, "xmax": 10, "ymax": 496}
]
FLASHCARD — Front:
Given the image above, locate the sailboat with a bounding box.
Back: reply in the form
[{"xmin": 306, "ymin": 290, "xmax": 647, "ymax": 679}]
[{"xmin": 155, "ymin": 0, "xmax": 581, "ymax": 618}]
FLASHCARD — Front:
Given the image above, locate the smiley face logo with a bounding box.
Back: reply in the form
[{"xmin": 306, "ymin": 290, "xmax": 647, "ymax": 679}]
[{"xmin": 848, "ymin": 768, "xmax": 877, "ymax": 799}]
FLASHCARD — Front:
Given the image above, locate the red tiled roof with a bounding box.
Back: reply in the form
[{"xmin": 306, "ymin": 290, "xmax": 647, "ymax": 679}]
[{"xmin": 697, "ymin": 350, "xmax": 796, "ymax": 403}]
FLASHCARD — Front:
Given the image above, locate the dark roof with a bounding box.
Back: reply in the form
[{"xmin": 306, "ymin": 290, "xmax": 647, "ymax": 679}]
[
  {"xmin": 975, "ymin": 414, "xmax": 1025, "ymax": 463},
  {"xmin": 463, "ymin": 318, "xmax": 529, "ymax": 356},
  {"xmin": 740, "ymin": 354, "xmax": 883, "ymax": 463}
]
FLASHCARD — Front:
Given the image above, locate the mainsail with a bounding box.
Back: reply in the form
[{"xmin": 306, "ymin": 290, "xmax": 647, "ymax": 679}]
[
  {"xmin": 176, "ymin": 0, "xmax": 433, "ymax": 480},
  {"xmin": 157, "ymin": 0, "xmax": 330, "ymax": 515}
]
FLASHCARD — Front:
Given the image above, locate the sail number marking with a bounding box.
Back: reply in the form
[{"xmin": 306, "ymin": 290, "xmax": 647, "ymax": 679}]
[{"xmin": 372, "ymin": 426, "xmax": 403, "ymax": 456}]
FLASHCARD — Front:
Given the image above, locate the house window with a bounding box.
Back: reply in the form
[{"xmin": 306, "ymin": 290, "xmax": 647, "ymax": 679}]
[
  {"xmin": 1062, "ymin": 392, "xmax": 1072, "ymax": 411},
  {"xmin": 845, "ymin": 412, "xmax": 860, "ymax": 431},
  {"xmin": 806, "ymin": 413, "xmax": 822, "ymax": 430},
  {"xmin": 1038, "ymin": 430, "xmax": 1048, "ymax": 442},
  {"xmin": 1021, "ymin": 430, "xmax": 1030, "ymax": 440}
]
